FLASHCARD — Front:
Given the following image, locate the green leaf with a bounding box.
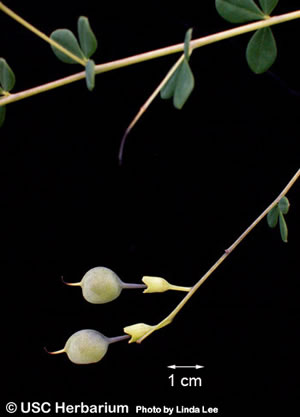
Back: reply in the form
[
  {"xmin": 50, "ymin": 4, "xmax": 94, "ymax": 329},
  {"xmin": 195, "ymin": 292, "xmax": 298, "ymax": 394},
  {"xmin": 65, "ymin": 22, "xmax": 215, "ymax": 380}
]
[
  {"xmin": 279, "ymin": 212, "xmax": 288, "ymax": 243},
  {"xmin": 278, "ymin": 196, "xmax": 290, "ymax": 215},
  {"xmin": 258, "ymin": 0, "xmax": 279, "ymax": 14},
  {"xmin": 50, "ymin": 29, "xmax": 85, "ymax": 64},
  {"xmin": 85, "ymin": 59, "xmax": 95, "ymax": 91},
  {"xmin": 0, "ymin": 58, "xmax": 16, "ymax": 91},
  {"xmin": 246, "ymin": 27, "xmax": 277, "ymax": 74},
  {"xmin": 173, "ymin": 59, "xmax": 195, "ymax": 109},
  {"xmin": 0, "ymin": 105, "xmax": 6, "ymax": 127},
  {"xmin": 78, "ymin": 16, "xmax": 98, "ymax": 59},
  {"xmin": 267, "ymin": 205, "xmax": 279, "ymax": 228},
  {"xmin": 160, "ymin": 67, "xmax": 179, "ymax": 100},
  {"xmin": 215, "ymin": 0, "xmax": 265, "ymax": 23},
  {"xmin": 161, "ymin": 28, "xmax": 195, "ymax": 107},
  {"xmin": 184, "ymin": 28, "xmax": 193, "ymax": 60},
  {"xmin": 161, "ymin": 59, "xmax": 195, "ymax": 109}
]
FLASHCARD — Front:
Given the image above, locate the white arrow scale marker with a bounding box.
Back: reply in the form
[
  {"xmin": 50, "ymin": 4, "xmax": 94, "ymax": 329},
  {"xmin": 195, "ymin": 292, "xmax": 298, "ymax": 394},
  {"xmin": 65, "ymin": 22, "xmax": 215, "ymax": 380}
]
[{"xmin": 168, "ymin": 365, "xmax": 204, "ymax": 369}]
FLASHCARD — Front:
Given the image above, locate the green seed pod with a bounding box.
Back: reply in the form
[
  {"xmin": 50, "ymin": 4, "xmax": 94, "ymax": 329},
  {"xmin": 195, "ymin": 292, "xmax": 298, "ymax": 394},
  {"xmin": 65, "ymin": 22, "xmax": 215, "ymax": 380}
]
[
  {"xmin": 46, "ymin": 329, "xmax": 129, "ymax": 364},
  {"xmin": 63, "ymin": 266, "xmax": 146, "ymax": 304}
]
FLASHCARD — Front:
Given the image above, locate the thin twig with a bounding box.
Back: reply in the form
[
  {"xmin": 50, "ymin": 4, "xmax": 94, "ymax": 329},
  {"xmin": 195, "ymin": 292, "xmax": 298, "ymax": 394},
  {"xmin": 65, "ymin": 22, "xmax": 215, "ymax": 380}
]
[
  {"xmin": 118, "ymin": 54, "xmax": 185, "ymax": 164},
  {"xmin": 137, "ymin": 169, "xmax": 300, "ymax": 343},
  {"xmin": 0, "ymin": 10, "xmax": 299, "ymax": 108},
  {"xmin": 0, "ymin": 2, "xmax": 86, "ymax": 66}
]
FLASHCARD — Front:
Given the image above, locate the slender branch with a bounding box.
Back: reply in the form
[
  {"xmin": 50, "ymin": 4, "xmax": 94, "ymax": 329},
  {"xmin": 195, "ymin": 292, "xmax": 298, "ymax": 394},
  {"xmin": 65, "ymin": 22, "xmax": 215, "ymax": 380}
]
[
  {"xmin": 95, "ymin": 10, "xmax": 300, "ymax": 72},
  {"xmin": 137, "ymin": 169, "xmax": 300, "ymax": 343},
  {"xmin": 118, "ymin": 34, "xmax": 196, "ymax": 163},
  {"xmin": 0, "ymin": 2, "xmax": 86, "ymax": 66},
  {"xmin": 0, "ymin": 10, "xmax": 299, "ymax": 108},
  {"xmin": 118, "ymin": 54, "xmax": 185, "ymax": 164},
  {"xmin": 0, "ymin": 72, "xmax": 86, "ymax": 106}
]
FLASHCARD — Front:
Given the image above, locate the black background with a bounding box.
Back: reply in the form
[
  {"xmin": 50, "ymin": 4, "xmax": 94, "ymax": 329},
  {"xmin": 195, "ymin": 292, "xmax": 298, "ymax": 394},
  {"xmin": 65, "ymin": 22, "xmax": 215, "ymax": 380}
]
[{"xmin": 1, "ymin": 1, "xmax": 299, "ymax": 416}]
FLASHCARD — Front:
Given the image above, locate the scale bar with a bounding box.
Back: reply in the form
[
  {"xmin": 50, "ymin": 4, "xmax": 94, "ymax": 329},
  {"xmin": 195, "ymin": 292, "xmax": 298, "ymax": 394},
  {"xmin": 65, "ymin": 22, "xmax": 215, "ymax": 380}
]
[{"xmin": 168, "ymin": 365, "xmax": 204, "ymax": 369}]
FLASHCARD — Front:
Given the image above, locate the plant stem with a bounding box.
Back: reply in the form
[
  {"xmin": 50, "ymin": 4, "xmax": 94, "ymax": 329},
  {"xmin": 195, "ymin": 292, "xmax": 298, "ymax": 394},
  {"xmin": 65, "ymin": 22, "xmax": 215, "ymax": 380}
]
[
  {"xmin": 0, "ymin": 72, "xmax": 86, "ymax": 106},
  {"xmin": 118, "ymin": 54, "xmax": 185, "ymax": 164},
  {"xmin": 136, "ymin": 169, "xmax": 300, "ymax": 343},
  {"xmin": 0, "ymin": 10, "xmax": 299, "ymax": 107},
  {"xmin": 95, "ymin": 10, "xmax": 300, "ymax": 72},
  {"xmin": 0, "ymin": 2, "xmax": 86, "ymax": 66}
]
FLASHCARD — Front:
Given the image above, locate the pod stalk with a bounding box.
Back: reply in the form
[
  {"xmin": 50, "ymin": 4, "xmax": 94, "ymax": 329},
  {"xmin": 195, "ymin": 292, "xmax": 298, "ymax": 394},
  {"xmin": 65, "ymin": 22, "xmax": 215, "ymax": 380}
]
[
  {"xmin": 121, "ymin": 282, "xmax": 147, "ymax": 290},
  {"xmin": 168, "ymin": 284, "xmax": 191, "ymax": 292},
  {"xmin": 108, "ymin": 334, "xmax": 130, "ymax": 344}
]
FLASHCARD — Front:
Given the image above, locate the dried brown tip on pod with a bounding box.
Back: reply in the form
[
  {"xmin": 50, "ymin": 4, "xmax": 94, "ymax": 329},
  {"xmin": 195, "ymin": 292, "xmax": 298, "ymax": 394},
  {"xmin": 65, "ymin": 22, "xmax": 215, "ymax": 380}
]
[
  {"xmin": 61, "ymin": 276, "xmax": 81, "ymax": 287},
  {"xmin": 44, "ymin": 346, "xmax": 66, "ymax": 355}
]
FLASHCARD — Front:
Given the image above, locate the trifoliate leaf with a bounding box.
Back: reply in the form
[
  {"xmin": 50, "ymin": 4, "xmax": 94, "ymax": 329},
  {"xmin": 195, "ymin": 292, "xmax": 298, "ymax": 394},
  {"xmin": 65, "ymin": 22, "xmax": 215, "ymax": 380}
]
[
  {"xmin": 258, "ymin": 0, "xmax": 279, "ymax": 15},
  {"xmin": 215, "ymin": 0, "xmax": 265, "ymax": 23},
  {"xmin": 161, "ymin": 28, "xmax": 195, "ymax": 108},
  {"xmin": 160, "ymin": 59, "xmax": 195, "ymax": 109},
  {"xmin": 278, "ymin": 196, "xmax": 290, "ymax": 215},
  {"xmin": 78, "ymin": 16, "xmax": 98, "ymax": 59},
  {"xmin": 85, "ymin": 59, "xmax": 95, "ymax": 91},
  {"xmin": 246, "ymin": 27, "xmax": 277, "ymax": 74},
  {"xmin": 0, "ymin": 105, "xmax": 6, "ymax": 127},
  {"xmin": 0, "ymin": 58, "xmax": 16, "ymax": 92},
  {"xmin": 160, "ymin": 67, "xmax": 179, "ymax": 100},
  {"xmin": 184, "ymin": 28, "xmax": 193, "ymax": 60},
  {"xmin": 267, "ymin": 205, "xmax": 279, "ymax": 228},
  {"xmin": 50, "ymin": 29, "xmax": 85, "ymax": 64},
  {"xmin": 173, "ymin": 59, "xmax": 195, "ymax": 109},
  {"xmin": 279, "ymin": 211, "xmax": 288, "ymax": 243}
]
